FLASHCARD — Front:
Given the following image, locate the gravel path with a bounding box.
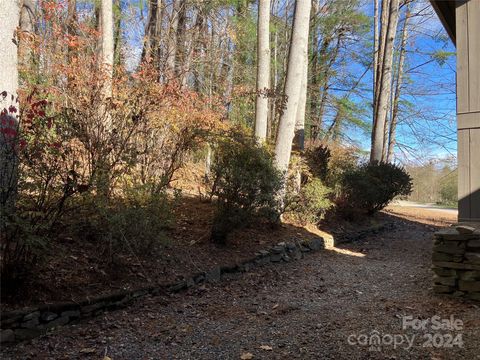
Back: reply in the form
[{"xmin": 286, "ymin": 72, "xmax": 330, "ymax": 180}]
[{"xmin": 2, "ymin": 214, "xmax": 479, "ymax": 359}]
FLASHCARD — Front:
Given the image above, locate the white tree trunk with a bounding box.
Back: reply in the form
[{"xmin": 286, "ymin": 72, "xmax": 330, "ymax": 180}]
[
  {"xmin": 254, "ymin": 0, "xmax": 271, "ymax": 142},
  {"xmin": 387, "ymin": 5, "xmax": 411, "ymax": 162},
  {"xmin": 294, "ymin": 44, "xmax": 308, "ymax": 151},
  {"xmin": 274, "ymin": 0, "xmax": 311, "ymax": 173},
  {"xmin": 100, "ymin": 0, "xmax": 114, "ymax": 99},
  {"xmin": 0, "ymin": 0, "xmax": 21, "ymax": 232},
  {"xmin": 371, "ymin": 0, "xmax": 399, "ymax": 162}
]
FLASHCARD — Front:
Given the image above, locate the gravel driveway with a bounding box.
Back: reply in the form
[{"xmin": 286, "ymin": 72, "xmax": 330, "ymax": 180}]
[{"xmin": 2, "ymin": 213, "xmax": 479, "ymax": 359}]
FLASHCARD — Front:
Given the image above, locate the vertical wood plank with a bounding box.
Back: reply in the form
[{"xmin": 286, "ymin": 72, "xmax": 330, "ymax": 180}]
[
  {"xmin": 470, "ymin": 128, "xmax": 480, "ymax": 219},
  {"xmin": 458, "ymin": 129, "xmax": 470, "ymax": 220},
  {"xmin": 456, "ymin": 1, "xmax": 469, "ymax": 113},
  {"xmin": 468, "ymin": 0, "xmax": 480, "ymax": 112}
]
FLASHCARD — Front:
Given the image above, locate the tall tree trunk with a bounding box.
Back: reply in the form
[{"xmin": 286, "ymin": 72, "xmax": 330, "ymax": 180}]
[
  {"xmin": 254, "ymin": 0, "xmax": 271, "ymax": 142},
  {"xmin": 387, "ymin": 5, "xmax": 410, "ymax": 162},
  {"xmin": 113, "ymin": 0, "xmax": 122, "ymax": 66},
  {"xmin": 370, "ymin": 0, "xmax": 399, "ymax": 162},
  {"xmin": 142, "ymin": 0, "xmax": 159, "ymax": 62},
  {"xmin": 100, "ymin": 0, "xmax": 114, "ymax": 99},
  {"xmin": 274, "ymin": 0, "xmax": 311, "ymax": 174},
  {"xmin": 373, "ymin": 0, "xmax": 379, "ymax": 108},
  {"xmin": 294, "ymin": 44, "xmax": 308, "ymax": 151},
  {"xmin": 18, "ymin": 0, "xmax": 36, "ymax": 69},
  {"xmin": 166, "ymin": 0, "xmax": 181, "ymax": 77},
  {"xmin": 174, "ymin": 0, "xmax": 188, "ymax": 83},
  {"xmin": 0, "ymin": 0, "xmax": 21, "ymax": 236},
  {"xmin": 309, "ymin": 0, "xmax": 320, "ymax": 140}
]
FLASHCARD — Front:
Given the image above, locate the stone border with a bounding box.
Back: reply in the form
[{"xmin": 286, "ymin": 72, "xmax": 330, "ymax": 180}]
[
  {"xmin": 0, "ymin": 237, "xmax": 324, "ymax": 344},
  {"xmin": 432, "ymin": 225, "xmax": 480, "ymax": 301}
]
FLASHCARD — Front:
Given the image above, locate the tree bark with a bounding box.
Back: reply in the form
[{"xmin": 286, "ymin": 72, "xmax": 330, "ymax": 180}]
[
  {"xmin": 294, "ymin": 43, "xmax": 308, "ymax": 151},
  {"xmin": 100, "ymin": 0, "xmax": 114, "ymax": 99},
  {"xmin": 370, "ymin": 0, "xmax": 399, "ymax": 162},
  {"xmin": 254, "ymin": 0, "xmax": 271, "ymax": 142},
  {"xmin": 0, "ymin": 0, "xmax": 21, "ymax": 235},
  {"xmin": 387, "ymin": 5, "xmax": 410, "ymax": 162},
  {"xmin": 19, "ymin": 0, "xmax": 36, "ymax": 69},
  {"xmin": 166, "ymin": 0, "xmax": 181, "ymax": 77},
  {"xmin": 274, "ymin": 0, "xmax": 311, "ymax": 174}
]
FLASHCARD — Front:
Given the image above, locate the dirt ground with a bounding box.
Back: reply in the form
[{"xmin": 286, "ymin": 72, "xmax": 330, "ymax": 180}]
[{"xmin": 2, "ymin": 207, "xmax": 479, "ymax": 359}]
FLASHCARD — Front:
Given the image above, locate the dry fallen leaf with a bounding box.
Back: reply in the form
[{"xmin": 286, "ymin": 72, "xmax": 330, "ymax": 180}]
[
  {"xmin": 79, "ymin": 348, "xmax": 96, "ymax": 354},
  {"xmin": 103, "ymin": 357, "xmax": 112, "ymax": 360},
  {"xmin": 260, "ymin": 345, "xmax": 273, "ymax": 351},
  {"xmin": 240, "ymin": 352, "xmax": 254, "ymax": 359}
]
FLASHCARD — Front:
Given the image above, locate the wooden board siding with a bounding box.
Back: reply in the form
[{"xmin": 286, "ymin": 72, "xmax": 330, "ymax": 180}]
[{"xmin": 456, "ymin": 0, "xmax": 480, "ymax": 221}]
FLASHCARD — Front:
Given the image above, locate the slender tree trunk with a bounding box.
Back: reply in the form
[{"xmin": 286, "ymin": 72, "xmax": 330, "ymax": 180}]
[
  {"xmin": 373, "ymin": 0, "xmax": 379, "ymax": 108},
  {"xmin": 174, "ymin": 0, "xmax": 188, "ymax": 82},
  {"xmin": 268, "ymin": 6, "xmax": 278, "ymax": 140},
  {"xmin": 254, "ymin": 0, "xmax": 271, "ymax": 142},
  {"xmin": 19, "ymin": 0, "xmax": 36, "ymax": 69},
  {"xmin": 370, "ymin": 0, "xmax": 399, "ymax": 162},
  {"xmin": 113, "ymin": 0, "xmax": 122, "ymax": 66},
  {"xmin": 387, "ymin": 5, "xmax": 410, "ymax": 162},
  {"xmin": 0, "ymin": 0, "xmax": 21, "ymax": 236},
  {"xmin": 166, "ymin": 0, "xmax": 181, "ymax": 77},
  {"xmin": 294, "ymin": 44, "xmax": 308, "ymax": 151},
  {"xmin": 274, "ymin": 0, "xmax": 311, "ymax": 174},
  {"xmin": 100, "ymin": 0, "xmax": 114, "ymax": 99},
  {"xmin": 309, "ymin": 0, "xmax": 320, "ymax": 140}
]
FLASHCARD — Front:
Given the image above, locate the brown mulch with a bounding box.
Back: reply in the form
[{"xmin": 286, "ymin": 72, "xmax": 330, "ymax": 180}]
[{"xmin": 2, "ymin": 207, "xmax": 479, "ymax": 359}]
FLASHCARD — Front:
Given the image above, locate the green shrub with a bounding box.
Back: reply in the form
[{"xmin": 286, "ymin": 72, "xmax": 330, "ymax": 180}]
[
  {"xmin": 210, "ymin": 131, "xmax": 283, "ymax": 244},
  {"xmin": 340, "ymin": 162, "xmax": 413, "ymax": 216},
  {"xmin": 306, "ymin": 143, "xmax": 359, "ymax": 193},
  {"xmin": 83, "ymin": 184, "xmax": 176, "ymax": 258},
  {"xmin": 286, "ymin": 178, "xmax": 333, "ymax": 225}
]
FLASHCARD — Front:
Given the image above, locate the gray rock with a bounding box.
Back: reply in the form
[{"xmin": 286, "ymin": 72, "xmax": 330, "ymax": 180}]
[
  {"xmin": 270, "ymin": 253, "xmax": 282, "ymax": 262},
  {"xmin": 434, "ymin": 242, "xmax": 466, "ymax": 255},
  {"xmin": 271, "ymin": 245, "xmax": 285, "ymax": 254},
  {"xmin": 81, "ymin": 302, "xmax": 105, "ymax": 314},
  {"xmin": 169, "ymin": 281, "xmax": 187, "ymax": 292},
  {"xmin": 456, "ymin": 225, "xmax": 477, "ymax": 234},
  {"xmin": 465, "ymin": 252, "xmax": 480, "ymax": 264},
  {"xmin": 14, "ymin": 328, "xmax": 42, "ymax": 341},
  {"xmin": 61, "ymin": 310, "xmax": 80, "ymax": 319},
  {"xmin": 433, "ymin": 276, "xmax": 456, "ymax": 286},
  {"xmin": 285, "ymin": 243, "xmax": 296, "ymax": 251},
  {"xmin": 465, "ymin": 292, "xmax": 480, "ymax": 301},
  {"xmin": 432, "ymin": 267, "xmax": 456, "ymax": 277},
  {"xmin": 205, "ymin": 267, "xmax": 221, "ymax": 283},
  {"xmin": 458, "ymin": 280, "xmax": 480, "ymax": 292},
  {"xmin": 468, "ymin": 240, "xmax": 480, "ymax": 248},
  {"xmin": 40, "ymin": 311, "xmax": 58, "ymax": 322},
  {"xmin": 21, "ymin": 317, "xmax": 39, "ymax": 329},
  {"xmin": 186, "ymin": 277, "xmax": 195, "ymax": 288},
  {"xmin": 193, "ymin": 273, "xmax": 205, "ymax": 284},
  {"xmin": 432, "ymin": 252, "xmax": 462, "ymax": 263},
  {"xmin": 459, "ymin": 271, "xmax": 480, "ymax": 281},
  {"xmin": 23, "ymin": 311, "xmax": 40, "ymax": 321},
  {"xmin": 308, "ymin": 238, "xmax": 324, "ymax": 250},
  {"xmin": 433, "ymin": 284, "xmax": 454, "ymax": 294},
  {"xmin": 133, "ymin": 289, "xmax": 148, "ymax": 298},
  {"xmin": 432, "ymin": 261, "xmax": 480, "ymax": 271},
  {"xmin": 255, "ymin": 255, "xmax": 270, "ymax": 266},
  {"xmin": 44, "ymin": 315, "xmax": 69, "ymax": 329},
  {"xmin": 0, "ymin": 329, "xmax": 15, "ymax": 343}
]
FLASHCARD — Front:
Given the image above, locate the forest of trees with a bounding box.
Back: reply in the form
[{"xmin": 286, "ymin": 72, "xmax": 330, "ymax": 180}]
[{"xmin": 0, "ymin": 0, "xmax": 456, "ymax": 294}]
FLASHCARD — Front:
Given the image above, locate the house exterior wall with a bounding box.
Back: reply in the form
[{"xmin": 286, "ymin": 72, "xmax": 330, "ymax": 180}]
[{"xmin": 456, "ymin": 0, "xmax": 480, "ymax": 221}]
